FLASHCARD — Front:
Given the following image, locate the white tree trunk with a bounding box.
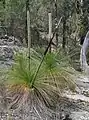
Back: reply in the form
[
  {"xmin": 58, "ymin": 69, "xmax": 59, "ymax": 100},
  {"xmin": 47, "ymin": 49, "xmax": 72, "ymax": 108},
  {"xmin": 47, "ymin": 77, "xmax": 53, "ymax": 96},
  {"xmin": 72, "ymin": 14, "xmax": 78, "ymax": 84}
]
[
  {"xmin": 48, "ymin": 13, "xmax": 52, "ymax": 52},
  {"xmin": 80, "ymin": 31, "xmax": 89, "ymax": 72},
  {"xmin": 48, "ymin": 13, "xmax": 56, "ymax": 52}
]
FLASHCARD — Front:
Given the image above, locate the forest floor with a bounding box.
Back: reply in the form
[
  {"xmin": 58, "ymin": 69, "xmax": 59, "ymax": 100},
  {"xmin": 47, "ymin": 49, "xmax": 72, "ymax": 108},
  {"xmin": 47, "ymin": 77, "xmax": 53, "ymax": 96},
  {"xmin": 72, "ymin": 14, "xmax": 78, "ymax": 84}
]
[{"xmin": 62, "ymin": 75, "xmax": 89, "ymax": 120}]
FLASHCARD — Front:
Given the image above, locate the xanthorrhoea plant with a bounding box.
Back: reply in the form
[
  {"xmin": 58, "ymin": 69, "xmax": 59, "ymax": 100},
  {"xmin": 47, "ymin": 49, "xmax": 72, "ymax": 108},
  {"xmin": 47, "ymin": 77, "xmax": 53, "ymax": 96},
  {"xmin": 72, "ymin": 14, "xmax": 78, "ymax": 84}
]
[
  {"xmin": 7, "ymin": 50, "xmax": 76, "ymax": 111},
  {"xmin": 41, "ymin": 52, "xmax": 76, "ymax": 90}
]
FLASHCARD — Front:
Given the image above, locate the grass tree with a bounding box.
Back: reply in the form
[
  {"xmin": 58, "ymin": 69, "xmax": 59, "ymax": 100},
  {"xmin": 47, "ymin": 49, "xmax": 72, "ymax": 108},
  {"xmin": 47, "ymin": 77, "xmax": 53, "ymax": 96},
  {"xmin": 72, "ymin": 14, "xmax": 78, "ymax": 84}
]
[{"xmin": 6, "ymin": 49, "xmax": 76, "ymax": 116}]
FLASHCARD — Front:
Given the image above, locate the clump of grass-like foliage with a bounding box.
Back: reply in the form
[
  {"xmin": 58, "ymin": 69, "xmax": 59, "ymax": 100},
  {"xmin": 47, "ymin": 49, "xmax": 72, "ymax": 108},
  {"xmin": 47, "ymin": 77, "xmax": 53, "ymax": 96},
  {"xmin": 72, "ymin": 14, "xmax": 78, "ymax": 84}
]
[{"xmin": 7, "ymin": 49, "xmax": 76, "ymax": 111}]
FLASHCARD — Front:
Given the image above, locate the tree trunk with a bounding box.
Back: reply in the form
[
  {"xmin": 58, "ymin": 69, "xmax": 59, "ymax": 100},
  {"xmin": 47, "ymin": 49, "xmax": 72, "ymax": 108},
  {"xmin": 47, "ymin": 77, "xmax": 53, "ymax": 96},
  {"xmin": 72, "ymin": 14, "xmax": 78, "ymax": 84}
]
[
  {"xmin": 25, "ymin": 0, "xmax": 29, "ymax": 46},
  {"xmin": 80, "ymin": 31, "xmax": 89, "ymax": 72},
  {"xmin": 25, "ymin": 17, "xmax": 28, "ymax": 46},
  {"xmin": 27, "ymin": 10, "xmax": 31, "ymax": 71},
  {"xmin": 62, "ymin": 16, "xmax": 66, "ymax": 49},
  {"xmin": 54, "ymin": 0, "xmax": 58, "ymax": 49},
  {"xmin": 48, "ymin": 13, "xmax": 52, "ymax": 52}
]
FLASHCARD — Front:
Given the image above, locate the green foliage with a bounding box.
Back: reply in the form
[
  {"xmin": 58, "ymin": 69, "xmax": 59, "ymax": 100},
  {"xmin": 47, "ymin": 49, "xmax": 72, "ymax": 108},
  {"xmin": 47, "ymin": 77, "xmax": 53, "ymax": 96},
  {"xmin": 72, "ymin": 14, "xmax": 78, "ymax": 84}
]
[
  {"xmin": 7, "ymin": 50, "xmax": 76, "ymax": 110},
  {"xmin": 44, "ymin": 53, "xmax": 57, "ymax": 70}
]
